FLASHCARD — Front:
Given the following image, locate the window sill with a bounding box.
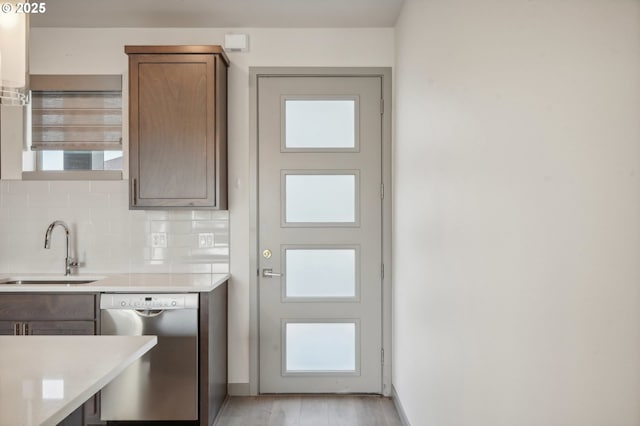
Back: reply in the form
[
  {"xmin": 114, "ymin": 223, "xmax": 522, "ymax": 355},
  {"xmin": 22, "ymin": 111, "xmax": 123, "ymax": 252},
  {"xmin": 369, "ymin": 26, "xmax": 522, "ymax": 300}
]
[{"xmin": 22, "ymin": 171, "xmax": 123, "ymax": 181}]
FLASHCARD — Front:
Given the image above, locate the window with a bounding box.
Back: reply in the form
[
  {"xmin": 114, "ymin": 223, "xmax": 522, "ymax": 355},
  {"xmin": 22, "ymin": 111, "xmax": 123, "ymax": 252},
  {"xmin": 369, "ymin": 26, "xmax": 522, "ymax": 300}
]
[
  {"xmin": 26, "ymin": 75, "xmax": 123, "ymax": 177},
  {"xmin": 283, "ymin": 98, "xmax": 358, "ymax": 151}
]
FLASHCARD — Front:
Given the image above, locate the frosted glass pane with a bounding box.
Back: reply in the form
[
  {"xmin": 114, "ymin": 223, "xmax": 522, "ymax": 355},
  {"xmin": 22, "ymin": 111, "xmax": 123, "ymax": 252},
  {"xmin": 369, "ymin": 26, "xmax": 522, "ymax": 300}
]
[
  {"xmin": 286, "ymin": 323, "xmax": 356, "ymax": 372},
  {"xmin": 285, "ymin": 100, "xmax": 355, "ymax": 149},
  {"xmin": 285, "ymin": 174, "xmax": 356, "ymax": 223},
  {"xmin": 286, "ymin": 249, "xmax": 356, "ymax": 298}
]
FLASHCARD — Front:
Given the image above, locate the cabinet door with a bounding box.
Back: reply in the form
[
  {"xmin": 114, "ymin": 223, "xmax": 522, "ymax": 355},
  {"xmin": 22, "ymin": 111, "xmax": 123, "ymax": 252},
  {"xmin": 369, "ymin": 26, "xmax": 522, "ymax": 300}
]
[
  {"xmin": 25, "ymin": 320, "xmax": 95, "ymax": 336},
  {"xmin": 0, "ymin": 294, "xmax": 96, "ymax": 321},
  {"xmin": 129, "ymin": 53, "xmax": 227, "ymax": 208},
  {"xmin": 0, "ymin": 321, "xmax": 18, "ymax": 335}
]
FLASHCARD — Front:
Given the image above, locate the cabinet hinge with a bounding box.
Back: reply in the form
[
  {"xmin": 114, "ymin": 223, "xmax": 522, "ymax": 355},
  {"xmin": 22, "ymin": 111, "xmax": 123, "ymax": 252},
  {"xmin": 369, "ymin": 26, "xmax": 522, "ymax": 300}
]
[
  {"xmin": 380, "ymin": 183, "xmax": 384, "ymax": 200},
  {"xmin": 381, "ymin": 263, "xmax": 385, "ymax": 279},
  {"xmin": 381, "ymin": 348, "xmax": 385, "ymax": 365},
  {"xmin": 380, "ymin": 99, "xmax": 384, "ymax": 115}
]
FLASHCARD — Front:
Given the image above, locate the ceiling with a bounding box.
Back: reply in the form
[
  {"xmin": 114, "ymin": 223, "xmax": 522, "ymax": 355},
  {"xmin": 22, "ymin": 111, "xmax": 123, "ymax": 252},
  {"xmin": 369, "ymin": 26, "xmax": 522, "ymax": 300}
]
[{"xmin": 30, "ymin": 0, "xmax": 405, "ymax": 28}]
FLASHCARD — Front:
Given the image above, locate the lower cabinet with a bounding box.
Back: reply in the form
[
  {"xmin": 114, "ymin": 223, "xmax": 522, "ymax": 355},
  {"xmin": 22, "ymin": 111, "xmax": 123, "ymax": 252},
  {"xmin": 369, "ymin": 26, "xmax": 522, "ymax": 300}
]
[
  {"xmin": 199, "ymin": 282, "xmax": 228, "ymax": 426},
  {"xmin": 0, "ymin": 320, "xmax": 17, "ymax": 335},
  {"xmin": 4, "ymin": 320, "xmax": 96, "ymax": 335},
  {"xmin": 0, "ymin": 285, "xmax": 228, "ymax": 426},
  {"xmin": 24, "ymin": 320, "xmax": 96, "ymax": 335},
  {"xmin": 0, "ymin": 293, "xmax": 99, "ymax": 426}
]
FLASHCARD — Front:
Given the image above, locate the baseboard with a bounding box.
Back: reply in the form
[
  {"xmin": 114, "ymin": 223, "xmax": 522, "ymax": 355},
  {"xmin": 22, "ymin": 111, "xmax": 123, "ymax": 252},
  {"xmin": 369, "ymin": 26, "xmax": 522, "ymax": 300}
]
[
  {"xmin": 212, "ymin": 395, "xmax": 230, "ymax": 426},
  {"xmin": 228, "ymin": 382, "xmax": 251, "ymax": 396},
  {"xmin": 391, "ymin": 385, "xmax": 411, "ymax": 426}
]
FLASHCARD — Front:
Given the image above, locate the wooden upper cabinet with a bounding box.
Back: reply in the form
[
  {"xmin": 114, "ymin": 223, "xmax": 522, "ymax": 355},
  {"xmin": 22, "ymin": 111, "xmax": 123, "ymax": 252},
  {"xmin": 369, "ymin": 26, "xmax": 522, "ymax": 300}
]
[{"xmin": 126, "ymin": 45, "xmax": 229, "ymax": 209}]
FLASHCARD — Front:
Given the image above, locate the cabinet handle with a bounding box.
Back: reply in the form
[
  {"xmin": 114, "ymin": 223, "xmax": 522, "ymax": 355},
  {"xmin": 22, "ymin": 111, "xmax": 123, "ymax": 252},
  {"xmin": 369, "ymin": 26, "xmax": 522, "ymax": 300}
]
[
  {"xmin": 133, "ymin": 178, "xmax": 138, "ymax": 205},
  {"xmin": 23, "ymin": 323, "xmax": 29, "ymax": 335},
  {"xmin": 14, "ymin": 323, "xmax": 21, "ymax": 335}
]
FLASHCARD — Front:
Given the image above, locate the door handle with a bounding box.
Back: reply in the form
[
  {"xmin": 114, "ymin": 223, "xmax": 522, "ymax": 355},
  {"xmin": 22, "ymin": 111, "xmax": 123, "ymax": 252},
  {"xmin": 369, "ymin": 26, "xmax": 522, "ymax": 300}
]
[{"xmin": 262, "ymin": 268, "xmax": 283, "ymax": 278}]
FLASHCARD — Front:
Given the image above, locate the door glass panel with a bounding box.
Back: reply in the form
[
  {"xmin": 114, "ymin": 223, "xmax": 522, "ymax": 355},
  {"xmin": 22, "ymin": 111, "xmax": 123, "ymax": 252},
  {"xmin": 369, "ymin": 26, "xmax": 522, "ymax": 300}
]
[
  {"xmin": 285, "ymin": 322, "xmax": 356, "ymax": 372},
  {"xmin": 285, "ymin": 248, "xmax": 356, "ymax": 298},
  {"xmin": 285, "ymin": 174, "xmax": 356, "ymax": 223},
  {"xmin": 285, "ymin": 100, "xmax": 355, "ymax": 149}
]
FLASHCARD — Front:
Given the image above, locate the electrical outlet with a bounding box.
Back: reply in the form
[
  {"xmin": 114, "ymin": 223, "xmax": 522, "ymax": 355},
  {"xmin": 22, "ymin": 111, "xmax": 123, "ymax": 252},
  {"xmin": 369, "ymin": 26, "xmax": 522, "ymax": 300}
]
[
  {"xmin": 198, "ymin": 233, "xmax": 214, "ymax": 248},
  {"xmin": 151, "ymin": 232, "xmax": 167, "ymax": 248}
]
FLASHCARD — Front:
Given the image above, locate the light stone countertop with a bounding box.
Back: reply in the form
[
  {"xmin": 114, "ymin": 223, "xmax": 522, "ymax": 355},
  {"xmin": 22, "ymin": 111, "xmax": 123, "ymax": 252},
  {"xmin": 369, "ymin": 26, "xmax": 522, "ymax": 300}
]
[
  {"xmin": 0, "ymin": 335, "xmax": 157, "ymax": 426},
  {"xmin": 0, "ymin": 273, "xmax": 230, "ymax": 293}
]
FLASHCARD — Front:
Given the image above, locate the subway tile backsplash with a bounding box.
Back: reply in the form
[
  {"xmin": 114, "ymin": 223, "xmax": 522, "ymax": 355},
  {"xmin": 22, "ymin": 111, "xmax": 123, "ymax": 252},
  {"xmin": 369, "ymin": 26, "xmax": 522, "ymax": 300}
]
[{"xmin": 0, "ymin": 180, "xmax": 229, "ymax": 274}]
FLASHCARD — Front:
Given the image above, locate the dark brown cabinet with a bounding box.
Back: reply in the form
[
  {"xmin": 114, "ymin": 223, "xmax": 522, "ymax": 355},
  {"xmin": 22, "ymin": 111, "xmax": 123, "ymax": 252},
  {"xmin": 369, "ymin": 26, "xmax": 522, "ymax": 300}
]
[
  {"xmin": 26, "ymin": 320, "xmax": 96, "ymax": 335},
  {"xmin": 0, "ymin": 293, "xmax": 99, "ymax": 426},
  {"xmin": 0, "ymin": 321, "xmax": 94, "ymax": 335},
  {"xmin": 0, "ymin": 320, "xmax": 16, "ymax": 335},
  {"xmin": 126, "ymin": 45, "xmax": 229, "ymax": 209},
  {"xmin": 0, "ymin": 293, "xmax": 97, "ymax": 335},
  {"xmin": 199, "ymin": 281, "xmax": 228, "ymax": 426}
]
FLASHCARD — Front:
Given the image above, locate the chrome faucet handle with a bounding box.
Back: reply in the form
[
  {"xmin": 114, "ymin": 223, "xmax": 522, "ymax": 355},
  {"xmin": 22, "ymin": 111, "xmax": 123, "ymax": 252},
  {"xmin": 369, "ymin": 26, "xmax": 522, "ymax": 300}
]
[{"xmin": 65, "ymin": 258, "xmax": 79, "ymax": 276}]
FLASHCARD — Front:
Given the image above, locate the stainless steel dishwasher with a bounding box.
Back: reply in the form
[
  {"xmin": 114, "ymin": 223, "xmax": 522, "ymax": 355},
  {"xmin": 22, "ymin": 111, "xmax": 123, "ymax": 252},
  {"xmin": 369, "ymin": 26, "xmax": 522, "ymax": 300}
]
[{"xmin": 100, "ymin": 293, "xmax": 199, "ymax": 422}]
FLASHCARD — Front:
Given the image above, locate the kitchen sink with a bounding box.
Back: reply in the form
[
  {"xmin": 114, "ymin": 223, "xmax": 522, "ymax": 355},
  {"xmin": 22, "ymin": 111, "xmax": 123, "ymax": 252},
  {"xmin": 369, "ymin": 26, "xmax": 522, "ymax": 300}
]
[
  {"xmin": 0, "ymin": 275, "xmax": 106, "ymax": 286},
  {"xmin": 1, "ymin": 279, "xmax": 96, "ymax": 285}
]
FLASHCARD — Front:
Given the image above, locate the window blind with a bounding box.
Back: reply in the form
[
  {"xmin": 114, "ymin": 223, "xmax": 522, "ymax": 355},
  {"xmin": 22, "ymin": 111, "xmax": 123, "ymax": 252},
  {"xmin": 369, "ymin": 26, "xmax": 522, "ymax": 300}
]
[{"xmin": 30, "ymin": 75, "xmax": 122, "ymax": 151}]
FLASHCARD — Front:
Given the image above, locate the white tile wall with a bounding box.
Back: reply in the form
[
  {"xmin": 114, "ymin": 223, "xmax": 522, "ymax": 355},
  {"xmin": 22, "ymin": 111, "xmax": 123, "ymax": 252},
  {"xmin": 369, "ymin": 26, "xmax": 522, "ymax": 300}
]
[{"xmin": 0, "ymin": 180, "xmax": 230, "ymax": 274}]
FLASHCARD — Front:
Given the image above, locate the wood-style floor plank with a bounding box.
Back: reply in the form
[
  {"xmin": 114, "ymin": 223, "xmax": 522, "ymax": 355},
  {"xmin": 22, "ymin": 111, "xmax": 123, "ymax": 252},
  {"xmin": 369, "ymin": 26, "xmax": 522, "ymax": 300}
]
[
  {"xmin": 327, "ymin": 396, "xmax": 359, "ymax": 426},
  {"xmin": 215, "ymin": 395, "xmax": 403, "ymax": 426},
  {"xmin": 298, "ymin": 395, "xmax": 330, "ymax": 426},
  {"xmin": 268, "ymin": 396, "xmax": 302, "ymax": 426},
  {"xmin": 379, "ymin": 397, "xmax": 404, "ymax": 426},
  {"xmin": 216, "ymin": 396, "xmax": 273, "ymax": 426}
]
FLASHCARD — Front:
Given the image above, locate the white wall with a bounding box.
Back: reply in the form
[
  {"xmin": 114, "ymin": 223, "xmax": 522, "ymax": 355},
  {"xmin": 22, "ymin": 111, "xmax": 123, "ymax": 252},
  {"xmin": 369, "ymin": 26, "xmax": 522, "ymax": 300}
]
[
  {"xmin": 11, "ymin": 27, "xmax": 394, "ymax": 386},
  {"xmin": 393, "ymin": 1, "xmax": 640, "ymax": 425}
]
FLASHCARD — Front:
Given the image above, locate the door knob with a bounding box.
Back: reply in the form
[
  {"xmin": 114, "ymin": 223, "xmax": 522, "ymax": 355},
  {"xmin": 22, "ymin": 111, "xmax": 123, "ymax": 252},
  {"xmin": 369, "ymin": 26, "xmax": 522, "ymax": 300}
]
[{"xmin": 262, "ymin": 268, "xmax": 283, "ymax": 278}]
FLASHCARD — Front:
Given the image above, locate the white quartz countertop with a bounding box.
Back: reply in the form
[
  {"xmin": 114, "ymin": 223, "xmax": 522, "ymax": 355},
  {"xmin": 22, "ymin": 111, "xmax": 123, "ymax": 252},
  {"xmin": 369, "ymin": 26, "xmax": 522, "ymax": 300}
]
[
  {"xmin": 0, "ymin": 335, "xmax": 157, "ymax": 426},
  {"xmin": 0, "ymin": 273, "xmax": 230, "ymax": 292}
]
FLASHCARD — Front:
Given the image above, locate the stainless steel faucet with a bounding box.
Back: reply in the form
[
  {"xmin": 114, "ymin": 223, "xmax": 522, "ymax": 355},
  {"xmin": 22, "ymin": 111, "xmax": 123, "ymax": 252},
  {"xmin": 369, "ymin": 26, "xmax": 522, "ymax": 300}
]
[{"xmin": 44, "ymin": 220, "xmax": 78, "ymax": 276}]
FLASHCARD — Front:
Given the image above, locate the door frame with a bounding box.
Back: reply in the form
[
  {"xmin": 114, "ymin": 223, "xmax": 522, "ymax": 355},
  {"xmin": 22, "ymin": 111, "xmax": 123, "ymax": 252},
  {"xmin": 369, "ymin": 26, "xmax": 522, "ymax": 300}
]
[{"xmin": 249, "ymin": 67, "xmax": 392, "ymax": 396}]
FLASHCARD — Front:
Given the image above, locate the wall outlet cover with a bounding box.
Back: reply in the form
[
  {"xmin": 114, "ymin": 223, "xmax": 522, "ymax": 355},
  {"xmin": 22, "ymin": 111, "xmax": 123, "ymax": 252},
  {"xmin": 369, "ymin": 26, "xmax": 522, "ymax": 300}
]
[
  {"xmin": 199, "ymin": 233, "xmax": 215, "ymax": 248},
  {"xmin": 151, "ymin": 232, "xmax": 167, "ymax": 248}
]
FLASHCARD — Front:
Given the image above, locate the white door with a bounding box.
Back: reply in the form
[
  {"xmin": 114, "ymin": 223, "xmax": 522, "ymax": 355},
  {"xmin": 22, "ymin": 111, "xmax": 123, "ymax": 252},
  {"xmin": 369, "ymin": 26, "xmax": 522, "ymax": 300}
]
[{"xmin": 258, "ymin": 75, "xmax": 383, "ymax": 393}]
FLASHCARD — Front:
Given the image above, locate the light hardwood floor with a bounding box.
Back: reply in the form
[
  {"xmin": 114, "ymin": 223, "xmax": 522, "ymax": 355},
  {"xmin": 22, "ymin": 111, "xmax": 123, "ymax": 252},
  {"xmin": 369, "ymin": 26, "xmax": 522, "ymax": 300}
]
[{"xmin": 214, "ymin": 395, "xmax": 403, "ymax": 426}]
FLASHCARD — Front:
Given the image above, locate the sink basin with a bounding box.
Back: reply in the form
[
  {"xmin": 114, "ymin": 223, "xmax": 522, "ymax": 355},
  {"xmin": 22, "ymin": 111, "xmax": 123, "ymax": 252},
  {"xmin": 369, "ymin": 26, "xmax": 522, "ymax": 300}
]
[{"xmin": 1, "ymin": 279, "xmax": 96, "ymax": 285}]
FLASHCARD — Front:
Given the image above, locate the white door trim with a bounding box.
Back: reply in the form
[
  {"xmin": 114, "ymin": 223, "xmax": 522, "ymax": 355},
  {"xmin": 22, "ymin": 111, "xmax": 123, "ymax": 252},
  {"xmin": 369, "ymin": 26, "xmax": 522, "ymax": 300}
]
[{"xmin": 249, "ymin": 67, "xmax": 392, "ymax": 396}]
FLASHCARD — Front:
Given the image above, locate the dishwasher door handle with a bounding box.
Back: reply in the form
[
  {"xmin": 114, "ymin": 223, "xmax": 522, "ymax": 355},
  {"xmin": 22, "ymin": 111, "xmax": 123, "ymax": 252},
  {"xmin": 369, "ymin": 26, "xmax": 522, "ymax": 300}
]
[{"xmin": 134, "ymin": 309, "xmax": 165, "ymax": 318}]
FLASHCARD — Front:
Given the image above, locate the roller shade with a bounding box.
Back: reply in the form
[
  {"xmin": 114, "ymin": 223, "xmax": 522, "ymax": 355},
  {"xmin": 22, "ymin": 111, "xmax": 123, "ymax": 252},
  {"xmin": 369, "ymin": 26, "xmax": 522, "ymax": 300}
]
[{"xmin": 30, "ymin": 75, "xmax": 122, "ymax": 151}]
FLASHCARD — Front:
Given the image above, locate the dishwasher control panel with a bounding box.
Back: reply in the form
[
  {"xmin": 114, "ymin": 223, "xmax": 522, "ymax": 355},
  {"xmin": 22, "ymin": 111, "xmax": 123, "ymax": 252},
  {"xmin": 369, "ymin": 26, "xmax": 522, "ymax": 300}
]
[{"xmin": 100, "ymin": 293, "xmax": 199, "ymax": 310}]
